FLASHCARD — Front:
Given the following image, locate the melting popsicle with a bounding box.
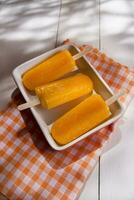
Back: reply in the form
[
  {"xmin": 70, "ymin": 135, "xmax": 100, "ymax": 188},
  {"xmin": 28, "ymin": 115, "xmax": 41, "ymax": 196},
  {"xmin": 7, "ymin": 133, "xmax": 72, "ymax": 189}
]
[
  {"xmin": 22, "ymin": 48, "xmax": 91, "ymax": 91},
  {"xmin": 18, "ymin": 73, "xmax": 93, "ymax": 110}
]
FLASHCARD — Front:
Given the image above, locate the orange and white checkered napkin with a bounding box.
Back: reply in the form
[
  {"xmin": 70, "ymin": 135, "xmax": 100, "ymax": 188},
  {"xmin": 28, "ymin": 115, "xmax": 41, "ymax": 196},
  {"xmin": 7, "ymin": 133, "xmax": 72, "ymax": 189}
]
[{"xmin": 0, "ymin": 41, "xmax": 134, "ymax": 200}]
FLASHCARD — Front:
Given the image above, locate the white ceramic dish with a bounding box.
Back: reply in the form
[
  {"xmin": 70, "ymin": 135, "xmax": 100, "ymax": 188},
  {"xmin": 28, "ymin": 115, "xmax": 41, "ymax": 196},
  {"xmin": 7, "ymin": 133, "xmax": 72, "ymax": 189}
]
[{"xmin": 12, "ymin": 44, "xmax": 123, "ymax": 150}]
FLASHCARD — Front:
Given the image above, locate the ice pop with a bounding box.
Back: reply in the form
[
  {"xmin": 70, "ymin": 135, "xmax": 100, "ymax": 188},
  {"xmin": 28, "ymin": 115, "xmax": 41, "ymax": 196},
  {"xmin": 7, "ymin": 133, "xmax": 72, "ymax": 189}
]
[
  {"xmin": 51, "ymin": 94, "xmax": 111, "ymax": 145},
  {"xmin": 22, "ymin": 47, "xmax": 91, "ymax": 91},
  {"xmin": 22, "ymin": 50, "xmax": 75, "ymax": 91},
  {"xmin": 18, "ymin": 73, "xmax": 93, "ymax": 111},
  {"xmin": 35, "ymin": 73, "xmax": 93, "ymax": 109}
]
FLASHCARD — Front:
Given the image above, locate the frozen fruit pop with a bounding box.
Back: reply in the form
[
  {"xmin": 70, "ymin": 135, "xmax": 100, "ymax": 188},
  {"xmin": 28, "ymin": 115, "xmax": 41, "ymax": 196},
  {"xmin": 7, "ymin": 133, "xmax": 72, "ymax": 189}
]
[
  {"xmin": 35, "ymin": 73, "xmax": 93, "ymax": 109},
  {"xmin": 22, "ymin": 47, "xmax": 91, "ymax": 91},
  {"xmin": 22, "ymin": 50, "xmax": 75, "ymax": 91},
  {"xmin": 18, "ymin": 73, "xmax": 93, "ymax": 110},
  {"xmin": 51, "ymin": 88, "xmax": 126, "ymax": 145},
  {"xmin": 51, "ymin": 94, "xmax": 111, "ymax": 145}
]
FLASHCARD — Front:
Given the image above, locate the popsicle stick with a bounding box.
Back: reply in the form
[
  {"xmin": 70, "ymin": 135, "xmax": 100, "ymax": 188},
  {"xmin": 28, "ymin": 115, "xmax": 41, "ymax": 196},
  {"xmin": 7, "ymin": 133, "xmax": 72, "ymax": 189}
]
[
  {"xmin": 106, "ymin": 89, "xmax": 126, "ymax": 106},
  {"xmin": 17, "ymin": 98, "xmax": 40, "ymax": 111},
  {"xmin": 73, "ymin": 47, "xmax": 92, "ymax": 60},
  {"xmin": 17, "ymin": 89, "xmax": 126, "ymax": 111}
]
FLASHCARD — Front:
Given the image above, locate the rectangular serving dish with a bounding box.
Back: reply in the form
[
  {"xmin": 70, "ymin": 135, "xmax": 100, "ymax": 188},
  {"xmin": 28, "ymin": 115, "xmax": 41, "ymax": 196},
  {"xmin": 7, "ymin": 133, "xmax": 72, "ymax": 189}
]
[{"xmin": 12, "ymin": 44, "xmax": 123, "ymax": 150}]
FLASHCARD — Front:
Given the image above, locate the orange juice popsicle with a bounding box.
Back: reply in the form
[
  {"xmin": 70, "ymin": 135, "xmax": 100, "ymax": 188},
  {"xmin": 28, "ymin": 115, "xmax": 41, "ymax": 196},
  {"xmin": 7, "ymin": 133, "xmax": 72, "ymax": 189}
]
[
  {"xmin": 22, "ymin": 50, "xmax": 76, "ymax": 91},
  {"xmin": 51, "ymin": 94, "xmax": 111, "ymax": 145},
  {"xmin": 35, "ymin": 73, "xmax": 93, "ymax": 109}
]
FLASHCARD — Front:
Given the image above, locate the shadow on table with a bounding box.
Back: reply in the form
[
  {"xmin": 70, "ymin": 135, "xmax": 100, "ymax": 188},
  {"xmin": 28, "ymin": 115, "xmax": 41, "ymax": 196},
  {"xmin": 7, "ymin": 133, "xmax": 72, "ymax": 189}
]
[
  {"xmin": 11, "ymin": 89, "xmax": 113, "ymax": 170},
  {"xmin": 0, "ymin": 0, "xmax": 98, "ymax": 80}
]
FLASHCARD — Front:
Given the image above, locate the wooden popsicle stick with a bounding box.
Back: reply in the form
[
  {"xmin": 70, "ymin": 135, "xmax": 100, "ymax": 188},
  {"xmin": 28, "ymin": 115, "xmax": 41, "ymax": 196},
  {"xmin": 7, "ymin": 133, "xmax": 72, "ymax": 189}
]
[
  {"xmin": 17, "ymin": 98, "xmax": 40, "ymax": 111},
  {"xmin": 17, "ymin": 89, "xmax": 126, "ymax": 111},
  {"xmin": 106, "ymin": 89, "xmax": 126, "ymax": 106},
  {"xmin": 73, "ymin": 47, "xmax": 92, "ymax": 60}
]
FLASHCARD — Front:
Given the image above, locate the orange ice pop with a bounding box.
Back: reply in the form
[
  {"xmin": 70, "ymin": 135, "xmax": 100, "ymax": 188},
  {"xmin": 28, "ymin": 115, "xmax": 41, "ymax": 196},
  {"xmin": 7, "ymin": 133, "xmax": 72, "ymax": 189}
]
[
  {"xmin": 35, "ymin": 73, "xmax": 93, "ymax": 109},
  {"xmin": 22, "ymin": 46, "xmax": 92, "ymax": 91},
  {"xmin": 51, "ymin": 94, "xmax": 111, "ymax": 145},
  {"xmin": 18, "ymin": 73, "xmax": 93, "ymax": 111},
  {"xmin": 22, "ymin": 50, "xmax": 76, "ymax": 91}
]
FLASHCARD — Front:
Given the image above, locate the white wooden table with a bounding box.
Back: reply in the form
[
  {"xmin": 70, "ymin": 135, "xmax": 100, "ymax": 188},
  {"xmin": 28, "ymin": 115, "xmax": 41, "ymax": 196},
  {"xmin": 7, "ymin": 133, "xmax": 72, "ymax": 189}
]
[{"xmin": 0, "ymin": 1, "xmax": 134, "ymax": 199}]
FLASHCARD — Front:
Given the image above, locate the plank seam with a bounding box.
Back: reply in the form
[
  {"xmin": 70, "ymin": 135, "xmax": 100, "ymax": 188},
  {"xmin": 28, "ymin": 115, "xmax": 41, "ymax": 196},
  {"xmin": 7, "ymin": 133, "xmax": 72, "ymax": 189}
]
[
  {"xmin": 98, "ymin": 0, "xmax": 101, "ymax": 199},
  {"xmin": 55, "ymin": 0, "xmax": 62, "ymax": 47}
]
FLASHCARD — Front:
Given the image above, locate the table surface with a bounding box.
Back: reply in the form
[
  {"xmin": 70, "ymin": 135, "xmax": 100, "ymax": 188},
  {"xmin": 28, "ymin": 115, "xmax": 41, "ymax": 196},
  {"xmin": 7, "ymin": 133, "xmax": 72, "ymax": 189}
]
[{"xmin": 0, "ymin": 0, "xmax": 134, "ymax": 199}]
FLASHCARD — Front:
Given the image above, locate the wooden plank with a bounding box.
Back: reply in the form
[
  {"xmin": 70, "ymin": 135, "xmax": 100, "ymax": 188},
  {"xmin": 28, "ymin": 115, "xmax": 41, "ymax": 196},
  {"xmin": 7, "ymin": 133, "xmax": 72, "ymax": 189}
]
[
  {"xmin": 100, "ymin": 0, "xmax": 134, "ymax": 199},
  {"xmin": 100, "ymin": 99, "xmax": 134, "ymax": 199},
  {"xmin": 56, "ymin": 0, "xmax": 100, "ymax": 199},
  {"xmin": 100, "ymin": 0, "xmax": 134, "ymax": 67},
  {"xmin": 0, "ymin": 0, "xmax": 60, "ymax": 109},
  {"xmin": 57, "ymin": 0, "xmax": 99, "ymax": 46}
]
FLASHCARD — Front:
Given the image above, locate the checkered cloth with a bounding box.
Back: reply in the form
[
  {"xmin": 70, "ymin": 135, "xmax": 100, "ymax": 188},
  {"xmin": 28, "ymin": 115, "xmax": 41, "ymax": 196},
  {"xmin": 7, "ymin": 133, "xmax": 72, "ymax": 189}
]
[{"xmin": 0, "ymin": 40, "xmax": 134, "ymax": 200}]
